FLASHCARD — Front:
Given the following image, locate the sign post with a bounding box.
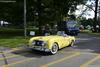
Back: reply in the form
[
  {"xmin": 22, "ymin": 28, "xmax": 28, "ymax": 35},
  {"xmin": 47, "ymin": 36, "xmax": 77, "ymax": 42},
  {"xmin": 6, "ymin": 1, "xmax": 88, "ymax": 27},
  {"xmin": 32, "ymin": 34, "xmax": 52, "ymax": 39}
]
[{"xmin": 24, "ymin": 0, "xmax": 27, "ymax": 37}]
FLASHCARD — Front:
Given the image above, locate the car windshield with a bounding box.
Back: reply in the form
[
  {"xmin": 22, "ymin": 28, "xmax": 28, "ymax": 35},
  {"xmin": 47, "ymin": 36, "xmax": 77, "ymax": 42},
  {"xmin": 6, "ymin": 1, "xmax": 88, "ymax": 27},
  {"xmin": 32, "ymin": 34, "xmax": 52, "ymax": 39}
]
[{"xmin": 57, "ymin": 31, "xmax": 68, "ymax": 37}]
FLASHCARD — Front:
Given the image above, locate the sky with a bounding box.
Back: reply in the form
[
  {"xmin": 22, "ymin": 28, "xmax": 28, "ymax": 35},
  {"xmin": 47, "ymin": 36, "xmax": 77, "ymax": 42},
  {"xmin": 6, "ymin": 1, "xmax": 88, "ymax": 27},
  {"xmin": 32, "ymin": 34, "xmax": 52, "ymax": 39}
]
[
  {"xmin": 75, "ymin": 5, "xmax": 94, "ymax": 19},
  {"xmin": 75, "ymin": 0, "xmax": 97, "ymax": 19}
]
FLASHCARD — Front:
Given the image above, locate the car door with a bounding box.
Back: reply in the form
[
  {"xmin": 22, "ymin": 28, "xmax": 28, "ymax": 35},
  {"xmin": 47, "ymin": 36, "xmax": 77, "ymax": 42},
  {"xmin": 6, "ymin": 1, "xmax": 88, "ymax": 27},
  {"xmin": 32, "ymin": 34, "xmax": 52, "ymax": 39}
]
[
  {"xmin": 56, "ymin": 36, "xmax": 66, "ymax": 49},
  {"xmin": 58, "ymin": 36, "xmax": 69, "ymax": 48},
  {"xmin": 63, "ymin": 36, "xmax": 71, "ymax": 47}
]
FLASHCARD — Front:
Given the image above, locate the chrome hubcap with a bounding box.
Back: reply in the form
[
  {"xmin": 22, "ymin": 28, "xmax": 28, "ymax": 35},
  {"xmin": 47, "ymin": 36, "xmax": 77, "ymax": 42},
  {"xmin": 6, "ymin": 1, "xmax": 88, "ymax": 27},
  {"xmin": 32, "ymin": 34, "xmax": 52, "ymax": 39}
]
[{"xmin": 52, "ymin": 45, "xmax": 57, "ymax": 52}]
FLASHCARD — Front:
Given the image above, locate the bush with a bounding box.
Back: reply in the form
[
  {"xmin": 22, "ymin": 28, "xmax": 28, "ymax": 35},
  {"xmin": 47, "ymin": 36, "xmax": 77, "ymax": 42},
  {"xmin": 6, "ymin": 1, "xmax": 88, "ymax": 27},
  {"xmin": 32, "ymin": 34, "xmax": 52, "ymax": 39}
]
[{"xmin": 0, "ymin": 28, "xmax": 39, "ymax": 36}]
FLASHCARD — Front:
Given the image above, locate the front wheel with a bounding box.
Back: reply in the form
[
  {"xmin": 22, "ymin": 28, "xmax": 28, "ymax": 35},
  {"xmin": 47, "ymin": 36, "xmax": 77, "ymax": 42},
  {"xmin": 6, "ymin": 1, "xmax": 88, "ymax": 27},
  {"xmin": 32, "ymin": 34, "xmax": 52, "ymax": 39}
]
[{"xmin": 50, "ymin": 43, "xmax": 58, "ymax": 55}]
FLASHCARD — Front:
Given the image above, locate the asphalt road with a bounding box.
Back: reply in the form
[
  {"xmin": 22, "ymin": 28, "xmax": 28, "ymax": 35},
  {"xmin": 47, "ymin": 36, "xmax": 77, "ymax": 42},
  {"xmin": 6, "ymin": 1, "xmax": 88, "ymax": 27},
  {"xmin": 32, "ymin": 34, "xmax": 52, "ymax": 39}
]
[{"xmin": 0, "ymin": 33, "xmax": 100, "ymax": 67}]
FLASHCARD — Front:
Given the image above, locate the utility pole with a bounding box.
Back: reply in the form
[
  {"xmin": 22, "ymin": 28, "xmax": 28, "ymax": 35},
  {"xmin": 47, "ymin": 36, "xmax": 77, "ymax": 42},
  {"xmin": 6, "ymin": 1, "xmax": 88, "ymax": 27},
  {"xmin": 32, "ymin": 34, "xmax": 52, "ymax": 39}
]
[
  {"xmin": 93, "ymin": 0, "xmax": 99, "ymax": 32},
  {"xmin": 37, "ymin": 0, "xmax": 42, "ymax": 35},
  {"xmin": 24, "ymin": 0, "xmax": 27, "ymax": 37}
]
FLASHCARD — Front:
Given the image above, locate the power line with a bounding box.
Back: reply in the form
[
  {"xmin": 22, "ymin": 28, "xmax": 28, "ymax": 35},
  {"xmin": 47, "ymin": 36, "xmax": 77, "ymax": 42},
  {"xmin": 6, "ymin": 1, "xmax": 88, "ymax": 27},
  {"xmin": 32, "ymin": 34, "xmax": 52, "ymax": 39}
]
[{"xmin": 0, "ymin": 0, "xmax": 16, "ymax": 3}]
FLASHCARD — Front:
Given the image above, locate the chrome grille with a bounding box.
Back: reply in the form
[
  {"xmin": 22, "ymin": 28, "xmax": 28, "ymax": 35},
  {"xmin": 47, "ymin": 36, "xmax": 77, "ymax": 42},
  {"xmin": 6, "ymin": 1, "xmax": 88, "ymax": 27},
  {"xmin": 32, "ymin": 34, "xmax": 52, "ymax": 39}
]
[{"xmin": 35, "ymin": 40, "xmax": 43, "ymax": 46}]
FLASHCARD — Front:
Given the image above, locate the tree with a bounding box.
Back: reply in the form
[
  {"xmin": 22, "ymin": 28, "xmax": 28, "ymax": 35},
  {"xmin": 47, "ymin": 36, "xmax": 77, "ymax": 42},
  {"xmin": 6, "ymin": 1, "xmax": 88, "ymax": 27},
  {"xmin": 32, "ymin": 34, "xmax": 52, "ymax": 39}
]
[
  {"xmin": 0, "ymin": 0, "xmax": 87, "ymax": 29},
  {"xmin": 82, "ymin": 0, "xmax": 99, "ymax": 31},
  {"xmin": 0, "ymin": 0, "xmax": 24, "ymax": 28},
  {"xmin": 94, "ymin": 0, "xmax": 99, "ymax": 24}
]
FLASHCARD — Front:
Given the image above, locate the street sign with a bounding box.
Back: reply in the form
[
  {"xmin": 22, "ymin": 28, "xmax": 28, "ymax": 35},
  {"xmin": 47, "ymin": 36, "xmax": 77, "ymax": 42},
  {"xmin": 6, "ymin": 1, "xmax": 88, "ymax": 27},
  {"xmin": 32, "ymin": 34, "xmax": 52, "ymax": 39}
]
[{"xmin": 30, "ymin": 31, "xmax": 35, "ymax": 36}]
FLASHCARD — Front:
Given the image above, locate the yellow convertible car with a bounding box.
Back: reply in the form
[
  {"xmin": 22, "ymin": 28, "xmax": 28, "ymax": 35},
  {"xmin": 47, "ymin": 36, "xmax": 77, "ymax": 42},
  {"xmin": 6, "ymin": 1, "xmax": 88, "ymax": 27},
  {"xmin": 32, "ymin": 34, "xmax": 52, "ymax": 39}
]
[{"xmin": 28, "ymin": 34, "xmax": 75, "ymax": 54}]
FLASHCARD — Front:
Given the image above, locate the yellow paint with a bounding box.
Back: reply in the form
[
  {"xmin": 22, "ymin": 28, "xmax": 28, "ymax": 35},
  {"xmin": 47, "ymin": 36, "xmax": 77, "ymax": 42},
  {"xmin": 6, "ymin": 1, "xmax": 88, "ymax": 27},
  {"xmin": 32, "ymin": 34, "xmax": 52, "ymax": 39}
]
[
  {"xmin": 0, "ymin": 52, "xmax": 28, "ymax": 61},
  {"xmin": 80, "ymin": 55, "xmax": 100, "ymax": 67},
  {"xmin": 60, "ymin": 51, "xmax": 79, "ymax": 54},
  {"xmin": 81, "ymin": 53, "xmax": 100, "ymax": 56},
  {"xmin": 40, "ymin": 52, "xmax": 80, "ymax": 67},
  {"xmin": 2, "ymin": 58, "xmax": 36, "ymax": 67},
  {"xmin": 61, "ymin": 51, "xmax": 100, "ymax": 56},
  {"xmin": 0, "ymin": 48, "xmax": 22, "ymax": 55},
  {"xmin": 2, "ymin": 65, "xmax": 8, "ymax": 67}
]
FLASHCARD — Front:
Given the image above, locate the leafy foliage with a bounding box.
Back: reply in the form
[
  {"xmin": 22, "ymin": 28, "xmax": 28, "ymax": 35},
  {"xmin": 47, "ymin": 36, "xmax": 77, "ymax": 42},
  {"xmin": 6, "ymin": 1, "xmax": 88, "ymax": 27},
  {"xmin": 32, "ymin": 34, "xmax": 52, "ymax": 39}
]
[{"xmin": 0, "ymin": 0, "xmax": 86, "ymax": 28}]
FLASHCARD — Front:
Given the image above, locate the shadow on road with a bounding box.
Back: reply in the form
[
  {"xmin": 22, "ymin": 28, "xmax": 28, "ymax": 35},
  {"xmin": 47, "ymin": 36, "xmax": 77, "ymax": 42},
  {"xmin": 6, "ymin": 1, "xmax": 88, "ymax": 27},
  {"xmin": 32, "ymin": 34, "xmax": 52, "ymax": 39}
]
[{"xmin": 11, "ymin": 48, "xmax": 52, "ymax": 58}]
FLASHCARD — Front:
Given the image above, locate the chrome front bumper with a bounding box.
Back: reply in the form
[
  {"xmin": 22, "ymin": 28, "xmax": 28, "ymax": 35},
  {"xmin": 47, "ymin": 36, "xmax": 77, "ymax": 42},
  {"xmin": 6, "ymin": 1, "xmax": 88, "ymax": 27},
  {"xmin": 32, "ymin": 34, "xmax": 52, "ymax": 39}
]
[{"xmin": 28, "ymin": 45, "xmax": 51, "ymax": 52}]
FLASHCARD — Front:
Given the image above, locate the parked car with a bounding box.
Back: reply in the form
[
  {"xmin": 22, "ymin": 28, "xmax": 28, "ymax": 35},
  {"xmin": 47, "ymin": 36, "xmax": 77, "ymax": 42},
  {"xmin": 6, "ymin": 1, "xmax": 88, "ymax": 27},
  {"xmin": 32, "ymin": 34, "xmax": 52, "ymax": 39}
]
[{"xmin": 28, "ymin": 34, "xmax": 75, "ymax": 54}]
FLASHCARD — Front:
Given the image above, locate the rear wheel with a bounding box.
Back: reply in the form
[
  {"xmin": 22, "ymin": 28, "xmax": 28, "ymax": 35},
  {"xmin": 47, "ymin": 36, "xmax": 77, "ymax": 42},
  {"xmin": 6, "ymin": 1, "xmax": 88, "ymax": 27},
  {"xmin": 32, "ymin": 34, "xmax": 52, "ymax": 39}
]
[
  {"xmin": 50, "ymin": 43, "xmax": 58, "ymax": 55},
  {"xmin": 68, "ymin": 40, "xmax": 74, "ymax": 47},
  {"xmin": 70, "ymin": 40, "xmax": 74, "ymax": 47}
]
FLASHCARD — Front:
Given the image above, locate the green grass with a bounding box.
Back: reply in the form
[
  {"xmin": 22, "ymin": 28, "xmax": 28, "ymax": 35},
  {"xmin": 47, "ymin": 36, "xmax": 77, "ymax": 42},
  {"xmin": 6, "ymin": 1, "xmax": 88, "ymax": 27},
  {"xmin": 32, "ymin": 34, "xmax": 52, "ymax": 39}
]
[
  {"xmin": 0, "ymin": 28, "xmax": 39, "ymax": 48},
  {"xmin": 80, "ymin": 30, "xmax": 100, "ymax": 36},
  {"xmin": 0, "ymin": 36, "xmax": 30, "ymax": 48}
]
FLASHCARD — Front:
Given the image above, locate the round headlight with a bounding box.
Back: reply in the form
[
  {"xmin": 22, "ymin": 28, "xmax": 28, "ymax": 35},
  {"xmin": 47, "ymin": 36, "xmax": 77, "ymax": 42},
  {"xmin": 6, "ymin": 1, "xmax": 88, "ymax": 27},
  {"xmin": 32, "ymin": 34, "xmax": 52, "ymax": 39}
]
[
  {"xmin": 42, "ymin": 41, "xmax": 47, "ymax": 46},
  {"xmin": 32, "ymin": 41, "xmax": 35, "ymax": 45}
]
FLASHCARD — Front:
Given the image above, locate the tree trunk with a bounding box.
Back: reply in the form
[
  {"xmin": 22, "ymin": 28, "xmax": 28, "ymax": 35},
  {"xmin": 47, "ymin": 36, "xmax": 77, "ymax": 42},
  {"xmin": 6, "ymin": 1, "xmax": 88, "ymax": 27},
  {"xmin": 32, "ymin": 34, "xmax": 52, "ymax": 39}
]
[
  {"xmin": 37, "ymin": 0, "xmax": 43, "ymax": 35},
  {"xmin": 94, "ymin": 0, "xmax": 98, "ymax": 32}
]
